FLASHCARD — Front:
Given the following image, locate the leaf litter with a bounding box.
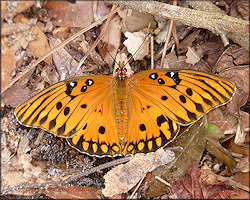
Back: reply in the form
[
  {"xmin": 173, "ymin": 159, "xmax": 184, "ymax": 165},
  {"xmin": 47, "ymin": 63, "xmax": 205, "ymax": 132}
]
[{"xmin": 1, "ymin": 0, "xmax": 249, "ymax": 199}]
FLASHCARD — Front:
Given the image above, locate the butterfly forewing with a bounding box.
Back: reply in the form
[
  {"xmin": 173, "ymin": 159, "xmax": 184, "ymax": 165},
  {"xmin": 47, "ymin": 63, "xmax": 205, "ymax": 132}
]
[
  {"xmin": 130, "ymin": 69, "xmax": 236, "ymax": 126},
  {"xmin": 15, "ymin": 75, "xmax": 114, "ymax": 138}
]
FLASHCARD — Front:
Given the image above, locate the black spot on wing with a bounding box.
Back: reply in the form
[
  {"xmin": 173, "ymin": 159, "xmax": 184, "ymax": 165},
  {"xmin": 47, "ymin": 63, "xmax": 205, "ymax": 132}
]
[
  {"xmin": 65, "ymin": 81, "xmax": 77, "ymax": 96},
  {"xmin": 85, "ymin": 79, "xmax": 94, "ymax": 86},
  {"xmin": 146, "ymin": 105, "xmax": 151, "ymax": 109},
  {"xmin": 186, "ymin": 88, "xmax": 193, "ymax": 96},
  {"xmin": 56, "ymin": 102, "xmax": 62, "ymax": 110},
  {"xmin": 149, "ymin": 73, "xmax": 158, "ymax": 80},
  {"xmin": 81, "ymin": 104, "xmax": 87, "ymax": 108},
  {"xmin": 157, "ymin": 115, "xmax": 167, "ymax": 127},
  {"xmin": 64, "ymin": 107, "xmax": 70, "ymax": 116},
  {"xmin": 158, "ymin": 78, "xmax": 165, "ymax": 85},
  {"xmin": 57, "ymin": 123, "xmax": 66, "ymax": 135},
  {"xmin": 82, "ymin": 123, "xmax": 87, "ymax": 130},
  {"xmin": 165, "ymin": 71, "xmax": 181, "ymax": 85},
  {"xmin": 49, "ymin": 118, "xmax": 57, "ymax": 130},
  {"xmin": 98, "ymin": 126, "xmax": 105, "ymax": 134},
  {"xmin": 161, "ymin": 96, "xmax": 168, "ymax": 100},
  {"xmin": 140, "ymin": 124, "xmax": 146, "ymax": 131},
  {"xmin": 81, "ymin": 86, "xmax": 87, "ymax": 92},
  {"xmin": 39, "ymin": 115, "xmax": 48, "ymax": 125},
  {"xmin": 203, "ymin": 98, "xmax": 213, "ymax": 106},
  {"xmin": 187, "ymin": 110, "xmax": 197, "ymax": 121},
  {"xmin": 179, "ymin": 95, "xmax": 186, "ymax": 103},
  {"xmin": 195, "ymin": 103, "xmax": 204, "ymax": 113}
]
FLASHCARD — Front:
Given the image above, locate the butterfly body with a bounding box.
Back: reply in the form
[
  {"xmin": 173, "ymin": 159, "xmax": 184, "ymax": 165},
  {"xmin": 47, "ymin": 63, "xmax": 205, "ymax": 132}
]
[{"xmin": 15, "ymin": 66, "xmax": 236, "ymax": 157}]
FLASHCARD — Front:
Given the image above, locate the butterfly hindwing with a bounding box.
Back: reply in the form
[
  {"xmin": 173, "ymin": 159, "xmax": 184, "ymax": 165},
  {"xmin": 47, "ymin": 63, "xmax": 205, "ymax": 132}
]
[
  {"xmin": 123, "ymin": 90, "xmax": 179, "ymax": 155},
  {"xmin": 66, "ymin": 92, "xmax": 121, "ymax": 157}
]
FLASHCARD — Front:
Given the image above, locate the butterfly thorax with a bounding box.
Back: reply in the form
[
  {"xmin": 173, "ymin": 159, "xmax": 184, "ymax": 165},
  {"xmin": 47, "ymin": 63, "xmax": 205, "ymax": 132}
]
[{"xmin": 114, "ymin": 63, "xmax": 129, "ymax": 147}]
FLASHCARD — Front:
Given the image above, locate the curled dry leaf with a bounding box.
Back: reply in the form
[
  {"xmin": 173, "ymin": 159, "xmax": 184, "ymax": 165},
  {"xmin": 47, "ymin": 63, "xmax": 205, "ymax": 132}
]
[
  {"xmin": 206, "ymin": 123, "xmax": 237, "ymax": 169},
  {"xmin": 102, "ymin": 148, "xmax": 175, "ymax": 197},
  {"xmin": 200, "ymin": 163, "xmax": 218, "ymax": 186},
  {"xmin": 226, "ymin": 130, "xmax": 249, "ymax": 156}
]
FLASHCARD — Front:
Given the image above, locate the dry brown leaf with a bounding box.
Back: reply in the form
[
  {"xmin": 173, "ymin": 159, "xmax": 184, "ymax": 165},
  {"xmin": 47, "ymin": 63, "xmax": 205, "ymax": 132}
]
[
  {"xmin": 1, "ymin": 37, "xmax": 16, "ymax": 89},
  {"xmin": 226, "ymin": 132, "xmax": 249, "ymax": 156},
  {"xmin": 236, "ymin": 155, "xmax": 249, "ymax": 173},
  {"xmin": 1, "ymin": 133, "xmax": 42, "ymax": 196},
  {"xmin": 171, "ymin": 165, "xmax": 238, "ymax": 199},
  {"xmin": 14, "ymin": 14, "xmax": 52, "ymax": 65},
  {"xmin": 163, "ymin": 51, "xmax": 189, "ymax": 69},
  {"xmin": 206, "ymin": 123, "xmax": 237, "ymax": 169},
  {"xmin": 178, "ymin": 30, "xmax": 200, "ymax": 54},
  {"xmin": 185, "ymin": 47, "xmax": 201, "ymax": 65},
  {"xmin": 1, "ymin": 1, "xmax": 35, "ymax": 20},
  {"xmin": 41, "ymin": 186, "xmax": 100, "ymax": 199},
  {"xmin": 229, "ymin": 1, "xmax": 249, "ymax": 20},
  {"xmin": 1, "ymin": 22, "xmax": 33, "ymax": 36},
  {"xmin": 123, "ymin": 31, "xmax": 150, "ymax": 61},
  {"xmin": 44, "ymin": 1, "xmax": 110, "ymax": 27},
  {"xmin": 49, "ymin": 37, "xmax": 82, "ymax": 80},
  {"xmin": 101, "ymin": 15, "xmax": 122, "ymax": 67},
  {"xmin": 230, "ymin": 171, "xmax": 249, "ymax": 199},
  {"xmin": 207, "ymin": 108, "xmax": 238, "ymax": 135},
  {"xmin": 102, "ymin": 148, "xmax": 175, "ymax": 197},
  {"xmin": 195, "ymin": 41, "xmax": 225, "ymax": 67},
  {"xmin": 117, "ymin": 9, "xmax": 157, "ymax": 33}
]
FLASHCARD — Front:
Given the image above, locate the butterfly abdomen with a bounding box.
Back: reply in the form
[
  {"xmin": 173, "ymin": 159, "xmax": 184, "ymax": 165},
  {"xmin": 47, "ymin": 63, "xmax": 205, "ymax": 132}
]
[{"xmin": 114, "ymin": 76, "xmax": 129, "ymax": 146}]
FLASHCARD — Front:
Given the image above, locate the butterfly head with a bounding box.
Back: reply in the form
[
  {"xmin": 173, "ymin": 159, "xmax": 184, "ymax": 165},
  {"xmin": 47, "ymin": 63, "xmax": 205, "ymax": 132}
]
[{"xmin": 115, "ymin": 62, "xmax": 127, "ymax": 80}]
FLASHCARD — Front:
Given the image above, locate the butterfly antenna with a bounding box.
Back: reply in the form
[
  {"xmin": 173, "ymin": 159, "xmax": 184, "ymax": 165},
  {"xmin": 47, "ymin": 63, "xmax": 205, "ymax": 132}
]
[
  {"xmin": 91, "ymin": 31, "xmax": 120, "ymax": 67},
  {"xmin": 124, "ymin": 30, "xmax": 154, "ymax": 66}
]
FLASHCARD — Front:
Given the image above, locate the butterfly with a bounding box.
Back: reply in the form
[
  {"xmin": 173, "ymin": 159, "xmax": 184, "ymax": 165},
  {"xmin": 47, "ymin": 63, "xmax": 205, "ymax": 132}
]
[{"xmin": 15, "ymin": 64, "xmax": 236, "ymax": 157}]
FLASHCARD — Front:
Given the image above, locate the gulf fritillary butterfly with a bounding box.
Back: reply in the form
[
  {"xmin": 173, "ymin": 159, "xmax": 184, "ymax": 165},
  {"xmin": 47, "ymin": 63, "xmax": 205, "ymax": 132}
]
[{"xmin": 15, "ymin": 63, "xmax": 236, "ymax": 157}]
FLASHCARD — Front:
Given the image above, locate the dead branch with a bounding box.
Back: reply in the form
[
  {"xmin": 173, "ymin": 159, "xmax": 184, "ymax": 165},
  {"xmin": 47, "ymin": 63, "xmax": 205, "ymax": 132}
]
[{"xmin": 107, "ymin": 1, "xmax": 249, "ymax": 49}]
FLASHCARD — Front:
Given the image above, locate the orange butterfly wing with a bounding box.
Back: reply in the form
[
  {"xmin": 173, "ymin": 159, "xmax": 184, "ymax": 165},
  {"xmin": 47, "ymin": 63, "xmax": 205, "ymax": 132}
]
[
  {"xmin": 15, "ymin": 75, "xmax": 122, "ymax": 156},
  {"xmin": 129, "ymin": 69, "xmax": 235, "ymax": 125},
  {"xmin": 120, "ymin": 69, "xmax": 235, "ymax": 154},
  {"xmin": 15, "ymin": 68, "xmax": 236, "ymax": 157}
]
